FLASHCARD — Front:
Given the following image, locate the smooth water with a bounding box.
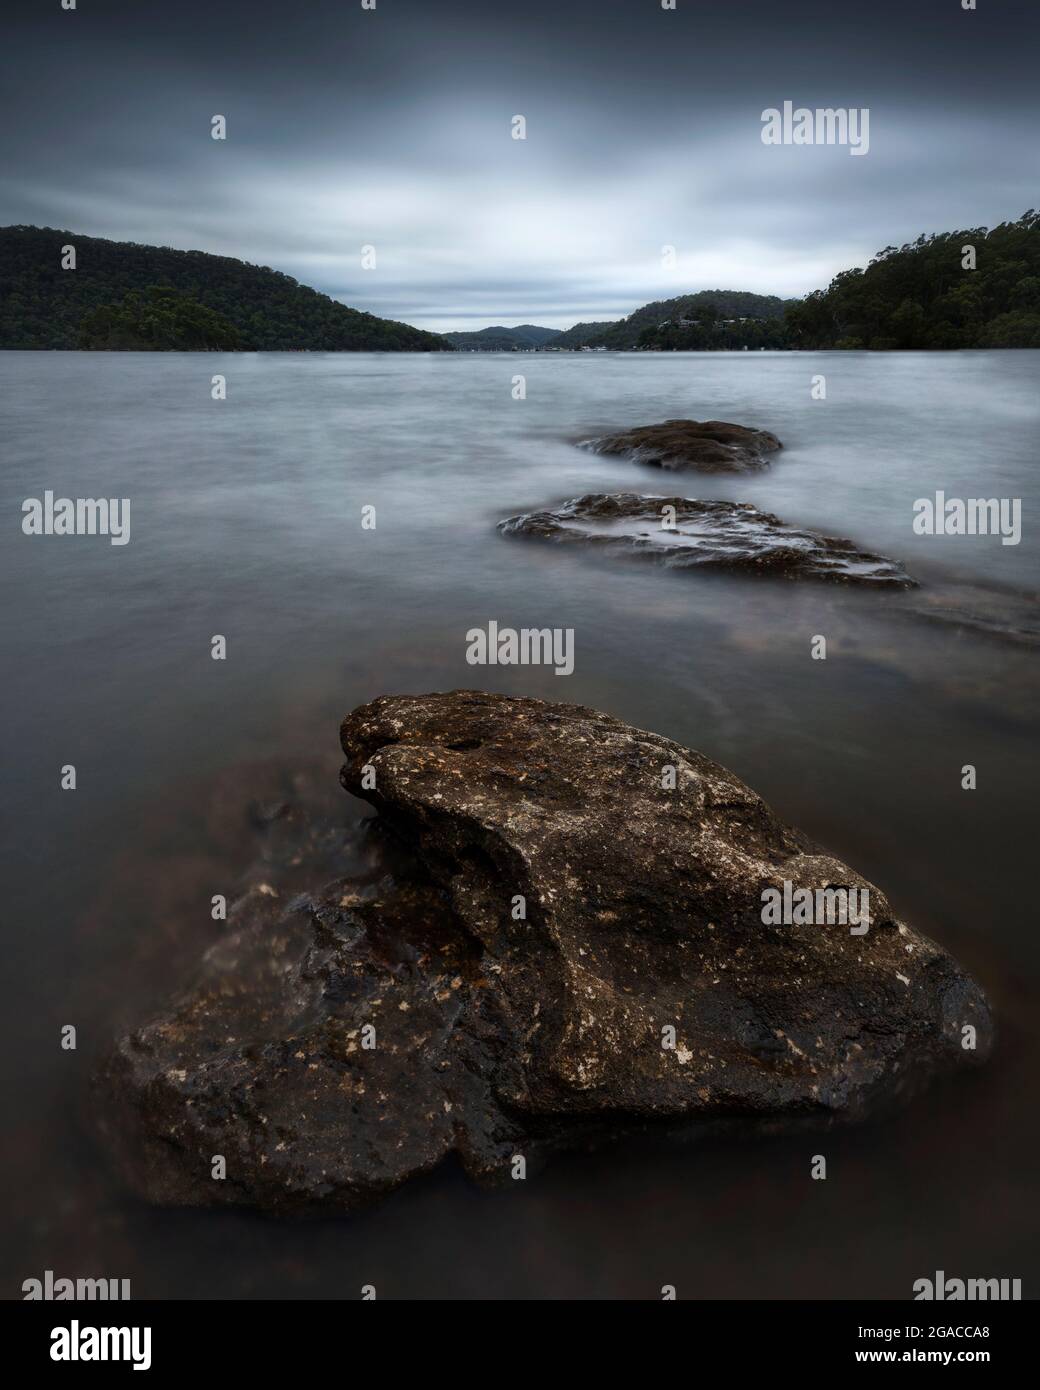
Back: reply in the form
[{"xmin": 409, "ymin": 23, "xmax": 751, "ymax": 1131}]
[{"xmin": 2, "ymin": 349, "xmax": 1038, "ymax": 1299}]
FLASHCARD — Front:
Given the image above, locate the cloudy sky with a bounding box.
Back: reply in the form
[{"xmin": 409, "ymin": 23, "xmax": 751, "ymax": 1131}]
[{"xmin": 3, "ymin": 0, "xmax": 1037, "ymax": 332}]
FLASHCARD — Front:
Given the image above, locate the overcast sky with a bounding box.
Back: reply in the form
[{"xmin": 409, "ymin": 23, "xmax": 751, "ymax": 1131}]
[{"xmin": 3, "ymin": 0, "xmax": 1037, "ymax": 332}]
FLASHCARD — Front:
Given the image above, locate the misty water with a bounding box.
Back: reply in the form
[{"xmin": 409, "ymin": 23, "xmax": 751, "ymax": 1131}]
[{"xmin": 2, "ymin": 348, "xmax": 1038, "ymax": 1298}]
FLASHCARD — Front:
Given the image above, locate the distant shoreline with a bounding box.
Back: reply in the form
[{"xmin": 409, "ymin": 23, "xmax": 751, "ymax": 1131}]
[{"xmin": 3, "ymin": 212, "xmax": 1038, "ymax": 352}]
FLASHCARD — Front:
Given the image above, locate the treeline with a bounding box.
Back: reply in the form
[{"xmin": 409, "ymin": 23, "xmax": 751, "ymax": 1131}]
[
  {"xmin": 0, "ymin": 226, "xmax": 450, "ymax": 351},
  {"xmin": 786, "ymin": 210, "xmax": 1040, "ymax": 349}
]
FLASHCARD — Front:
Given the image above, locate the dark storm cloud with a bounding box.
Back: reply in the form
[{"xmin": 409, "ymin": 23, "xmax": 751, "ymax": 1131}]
[{"xmin": 3, "ymin": 0, "xmax": 1037, "ymax": 330}]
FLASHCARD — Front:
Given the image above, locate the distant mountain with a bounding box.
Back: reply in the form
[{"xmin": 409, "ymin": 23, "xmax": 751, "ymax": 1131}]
[
  {"xmin": 440, "ymin": 324, "xmax": 561, "ymax": 350},
  {"xmin": 0, "ymin": 225, "xmax": 450, "ymax": 351},
  {"xmin": 786, "ymin": 209, "xmax": 1040, "ymax": 349},
  {"xmin": 589, "ymin": 290, "xmax": 795, "ymax": 350},
  {"xmin": 550, "ymin": 321, "xmax": 618, "ymax": 348}
]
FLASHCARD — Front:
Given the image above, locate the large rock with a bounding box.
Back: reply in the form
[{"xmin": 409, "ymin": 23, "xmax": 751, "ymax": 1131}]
[
  {"xmin": 95, "ymin": 692, "xmax": 990, "ymax": 1212},
  {"xmin": 580, "ymin": 418, "xmax": 781, "ymax": 472},
  {"xmin": 500, "ymin": 492, "xmax": 917, "ymax": 586}
]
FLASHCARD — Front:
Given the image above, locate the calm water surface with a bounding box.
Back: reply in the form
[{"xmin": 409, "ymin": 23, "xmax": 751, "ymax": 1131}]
[{"xmin": 2, "ymin": 349, "xmax": 1038, "ymax": 1298}]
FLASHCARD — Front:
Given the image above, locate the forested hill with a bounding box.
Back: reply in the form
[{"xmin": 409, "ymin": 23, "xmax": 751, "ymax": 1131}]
[
  {"xmin": 581, "ymin": 290, "xmax": 794, "ymax": 350},
  {"xmin": 441, "ymin": 324, "xmax": 560, "ymax": 350},
  {"xmin": 0, "ymin": 226, "xmax": 450, "ymax": 351},
  {"xmin": 550, "ymin": 321, "xmax": 617, "ymax": 348},
  {"xmin": 786, "ymin": 210, "xmax": 1040, "ymax": 349}
]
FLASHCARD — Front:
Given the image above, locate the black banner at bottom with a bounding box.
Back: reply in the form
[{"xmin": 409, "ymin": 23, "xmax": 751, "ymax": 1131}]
[{"xmin": 2, "ymin": 1298, "xmax": 1030, "ymax": 1376}]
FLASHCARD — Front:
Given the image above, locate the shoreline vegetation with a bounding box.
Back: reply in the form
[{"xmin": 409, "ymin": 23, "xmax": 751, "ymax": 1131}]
[{"xmin": 1, "ymin": 210, "xmax": 1037, "ymax": 351}]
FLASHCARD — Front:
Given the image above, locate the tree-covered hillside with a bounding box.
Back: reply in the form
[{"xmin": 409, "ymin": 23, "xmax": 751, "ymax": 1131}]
[
  {"xmin": 550, "ymin": 321, "xmax": 618, "ymax": 348},
  {"xmin": 636, "ymin": 307, "xmax": 791, "ymax": 351},
  {"xmin": 0, "ymin": 226, "xmax": 450, "ymax": 351},
  {"xmin": 78, "ymin": 286, "xmax": 243, "ymax": 350},
  {"xmin": 586, "ymin": 290, "xmax": 792, "ymax": 350},
  {"xmin": 785, "ymin": 210, "xmax": 1040, "ymax": 349},
  {"xmin": 440, "ymin": 324, "xmax": 561, "ymax": 350}
]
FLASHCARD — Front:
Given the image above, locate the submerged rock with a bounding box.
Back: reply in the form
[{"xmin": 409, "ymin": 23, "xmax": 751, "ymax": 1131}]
[
  {"xmin": 96, "ymin": 692, "xmax": 989, "ymax": 1212},
  {"xmin": 500, "ymin": 492, "xmax": 917, "ymax": 587},
  {"xmin": 581, "ymin": 418, "xmax": 782, "ymax": 472}
]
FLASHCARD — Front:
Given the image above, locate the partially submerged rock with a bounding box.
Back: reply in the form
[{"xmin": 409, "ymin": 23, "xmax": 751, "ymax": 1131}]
[
  {"xmin": 581, "ymin": 418, "xmax": 782, "ymax": 472},
  {"xmin": 96, "ymin": 692, "xmax": 989, "ymax": 1212},
  {"xmin": 500, "ymin": 492, "xmax": 917, "ymax": 587}
]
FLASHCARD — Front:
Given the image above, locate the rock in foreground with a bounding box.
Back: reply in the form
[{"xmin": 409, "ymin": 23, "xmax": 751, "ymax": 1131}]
[
  {"xmin": 581, "ymin": 418, "xmax": 782, "ymax": 472},
  {"xmin": 96, "ymin": 692, "xmax": 989, "ymax": 1212},
  {"xmin": 500, "ymin": 492, "xmax": 917, "ymax": 586}
]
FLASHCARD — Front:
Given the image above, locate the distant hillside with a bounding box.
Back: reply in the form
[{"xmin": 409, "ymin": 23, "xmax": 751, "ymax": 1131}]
[
  {"xmin": 550, "ymin": 321, "xmax": 617, "ymax": 348},
  {"xmin": 591, "ymin": 290, "xmax": 794, "ymax": 350},
  {"xmin": 448, "ymin": 296, "xmax": 792, "ymax": 352},
  {"xmin": 0, "ymin": 225, "xmax": 450, "ymax": 351},
  {"xmin": 785, "ymin": 209, "xmax": 1040, "ymax": 349},
  {"xmin": 440, "ymin": 324, "xmax": 560, "ymax": 350}
]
